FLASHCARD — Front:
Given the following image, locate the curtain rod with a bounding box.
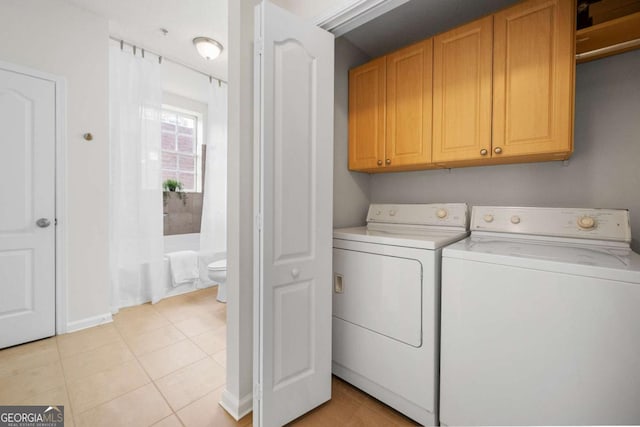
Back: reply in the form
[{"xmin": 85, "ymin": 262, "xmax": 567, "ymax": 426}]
[{"xmin": 109, "ymin": 36, "xmax": 227, "ymax": 85}]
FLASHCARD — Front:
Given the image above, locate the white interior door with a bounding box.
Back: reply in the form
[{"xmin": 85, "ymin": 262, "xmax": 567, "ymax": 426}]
[
  {"xmin": 0, "ymin": 65, "xmax": 56, "ymax": 349},
  {"xmin": 254, "ymin": 2, "xmax": 334, "ymax": 426}
]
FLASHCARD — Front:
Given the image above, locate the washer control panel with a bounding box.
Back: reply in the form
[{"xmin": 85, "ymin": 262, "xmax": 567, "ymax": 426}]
[
  {"xmin": 471, "ymin": 206, "xmax": 631, "ymax": 243},
  {"xmin": 367, "ymin": 203, "xmax": 469, "ymax": 228}
]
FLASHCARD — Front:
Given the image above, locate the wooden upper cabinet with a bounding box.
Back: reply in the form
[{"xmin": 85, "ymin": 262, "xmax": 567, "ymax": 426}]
[
  {"xmin": 432, "ymin": 16, "xmax": 494, "ymax": 164},
  {"xmin": 492, "ymin": 0, "xmax": 575, "ymax": 159},
  {"xmin": 347, "ymin": 0, "xmax": 575, "ymax": 172},
  {"xmin": 386, "ymin": 39, "xmax": 433, "ymax": 168},
  {"xmin": 348, "ymin": 57, "xmax": 386, "ymax": 171}
]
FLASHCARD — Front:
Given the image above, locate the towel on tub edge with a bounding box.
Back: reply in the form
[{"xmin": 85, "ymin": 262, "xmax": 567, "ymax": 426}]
[{"xmin": 166, "ymin": 250, "xmax": 199, "ymax": 287}]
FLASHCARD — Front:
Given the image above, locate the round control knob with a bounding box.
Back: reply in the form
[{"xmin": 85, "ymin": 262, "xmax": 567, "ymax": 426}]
[
  {"xmin": 577, "ymin": 216, "xmax": 596, "ymax": 230},
  {"xmin": 511, "ymin": 215, "xmax": 521, "ymax": 225},
  {"xmin": 389, "ymin": 210, "xmax": 396, "ymax": 217},
  {"xmin": 494, "ymin": 147, "xmax": 503, "ymax": 154},
  {"xmin": 483, "ymin": 214, "xmax": 494, "ymax": 223},
  {"xmin": 436, "ymin": 209, "xmax": 448, "ymax": 219}
]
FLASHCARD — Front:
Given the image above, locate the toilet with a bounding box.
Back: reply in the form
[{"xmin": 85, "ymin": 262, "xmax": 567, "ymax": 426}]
[{"xmin": 207, "ymin": 259, "xmax": 227, "ymax": 303}]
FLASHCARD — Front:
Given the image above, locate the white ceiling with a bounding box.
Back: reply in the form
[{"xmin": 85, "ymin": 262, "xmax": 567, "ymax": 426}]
[
  {"xmin": 65, "ymin": 0, "xmax": 228, "ymax": 80},
  {"xmin": 61, "ymin": 0, "xmax": 523, "ymax": 82}
]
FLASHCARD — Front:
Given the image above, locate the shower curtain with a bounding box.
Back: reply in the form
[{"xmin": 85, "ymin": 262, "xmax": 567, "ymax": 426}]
[
  {"xmin": 199, "ymin": 81, "xmax": 228, "ymax": 280},
  {"xmin": 109, "ymin": 43, "xmax": 165, "ymax": 310}
]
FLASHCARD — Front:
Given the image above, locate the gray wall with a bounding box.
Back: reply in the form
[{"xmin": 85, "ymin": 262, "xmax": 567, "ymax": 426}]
[
  {"xmin": 367, "ymin": 49, "xmax": 640, "ymax": 249},
  {"xmin": 333, "ymin": 38, "xmax": 372, "ymax": 228},
  {"xmin": 163, "ymin": 192, "xmax": 203, "ymax": 235}
]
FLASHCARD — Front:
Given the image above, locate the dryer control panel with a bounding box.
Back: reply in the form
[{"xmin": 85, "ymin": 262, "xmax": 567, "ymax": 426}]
[
  {"xmin": 367, "ymin": 203, "xmax": 469, "ymax": 228},
  {"xmin": 471, "ymin": 206, "xmax": 631, "ymax": 243}
]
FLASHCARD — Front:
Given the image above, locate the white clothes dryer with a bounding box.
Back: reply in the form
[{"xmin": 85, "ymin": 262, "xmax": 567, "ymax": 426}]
[
  {"xmin": 333, "ymin": 203, "xmax": 469, "ymax": 426},
  {"xmin": 440, "ymin": 206, "xmax": 640, "ymax": 426}
]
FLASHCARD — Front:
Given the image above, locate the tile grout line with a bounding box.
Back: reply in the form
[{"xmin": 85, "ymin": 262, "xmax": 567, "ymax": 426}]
[
  {"xmin": 68, "ymin": 289, "xmax": 223, "ymax": 426},
  {"xmin": 89, "ymin": 315, "xmax": 180, "ymax": 426},
  {"xmin": 53, "ymin": 338, "xmax": 78, "ymax": 426},
  {"xmin": 119, "ymin": 300, "xmax": 220, "ymax": 426}
]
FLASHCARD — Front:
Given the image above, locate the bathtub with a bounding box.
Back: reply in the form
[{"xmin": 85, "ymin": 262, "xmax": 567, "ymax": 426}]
[{"xmin": 163, "ymin": 233, "xmax": 220, "ymax": 298}]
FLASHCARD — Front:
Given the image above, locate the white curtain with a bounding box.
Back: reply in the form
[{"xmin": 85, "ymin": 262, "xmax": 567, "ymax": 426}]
[
  {"xmin": 199, "ymin": 81, "xmax": 228, "ymax": 280},
  {"xmin": 109, "ymin": 44, "xmax": 165, "ymax": 310}
]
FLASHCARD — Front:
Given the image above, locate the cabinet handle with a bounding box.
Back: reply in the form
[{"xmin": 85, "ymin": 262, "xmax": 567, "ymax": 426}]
[
  {"xmin": 385, "ymin": 159, "xmax": 391, "ymax": 165},
  {"xmin": 494, "ymin": 147, "xmax": 503, "ymax": 155},
  {"xmin": 377, "ymin": 160, "xmax": 383, "ymax": 166},
  {"xmin": 480, "ymin": 149, "xmax": 488, "ymax": 156}
]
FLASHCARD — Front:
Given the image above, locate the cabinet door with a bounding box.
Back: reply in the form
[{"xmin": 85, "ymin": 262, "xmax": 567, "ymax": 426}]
[
  {"xmin": 386, "ymin": 39, "xmax": 433, "ymax": 168},
  {"xmin": 348, "ymin": 57, "xmax": 386, "ymax": 171},
  {"xmin": 493, "ymin": 0, "xmax": 575, "ymax": 158},
  {"xmin": 433, "ymin": 16, "xmax": 493, "ymax": 163}
]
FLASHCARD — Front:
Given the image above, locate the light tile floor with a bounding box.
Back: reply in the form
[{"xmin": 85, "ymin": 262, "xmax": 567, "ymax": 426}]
[{"xmin": 0, "ymin": 287, "xmax": 417, "ymax": 426}]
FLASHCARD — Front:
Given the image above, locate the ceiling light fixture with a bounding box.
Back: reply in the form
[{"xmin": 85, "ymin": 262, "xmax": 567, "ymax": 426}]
[{"xmin": 193, "ymin": 37, "xmax": 223, "ymax": 60}]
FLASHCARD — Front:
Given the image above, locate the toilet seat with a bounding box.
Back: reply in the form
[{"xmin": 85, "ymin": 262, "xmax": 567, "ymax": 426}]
[{"xmin": 208, "ymin": 260, "xmax": 226, "ymax": 271}]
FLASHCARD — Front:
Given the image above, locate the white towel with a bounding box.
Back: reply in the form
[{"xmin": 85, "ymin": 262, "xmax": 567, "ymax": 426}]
[{"xmin": 166, "ymin": 250, "xmax": 199, "ymax": 287}]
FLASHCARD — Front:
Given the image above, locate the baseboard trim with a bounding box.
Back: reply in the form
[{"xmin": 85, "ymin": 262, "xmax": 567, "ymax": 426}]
[
  {"xmin": 219, "ymin": 388, "xmax": 253, "ymax": 421},
  {"xmin": 66, "ymin": 313, "xmax": 113, "ymax": 333}
]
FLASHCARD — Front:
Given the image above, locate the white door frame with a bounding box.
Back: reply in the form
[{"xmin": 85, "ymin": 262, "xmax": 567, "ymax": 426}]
[
  {"xmin": 225, "ymin": 0, "xmax": 409, "ymax": 420},
  {"xmin": 0, "ymin": 60, "xmax": 68, "ymax": 336}
]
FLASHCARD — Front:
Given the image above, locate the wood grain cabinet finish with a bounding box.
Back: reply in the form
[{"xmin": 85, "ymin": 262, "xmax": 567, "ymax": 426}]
[
  {"xmin": 385, "ymin": 39, "xmax": 433, "ymax": 169},
  {"xmin": 347, "ymin": 0, "xmax": 575, "ymax": 173},
  {"xmin": 432, "ymin": 16, "xmax": 493, "ymax": 164},
  {"xmin": 349, "ymin": 41, "xmax": 433, "ymax": 172},
  {"xmin": 492, "ymin": 0, "xmax": 575, "ymax": 161},
  {"xmin": 348, "ymin": 57, "xmax": 386, "ymax": 171}
]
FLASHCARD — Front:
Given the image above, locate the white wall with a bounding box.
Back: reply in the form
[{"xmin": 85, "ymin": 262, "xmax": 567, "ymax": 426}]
[
  {"xmin": 368, "ymin": 50, "xmax": 640, "ymax": 250},
  {"xmin": 0, "ymin": 0, "xmax": 111, "ymax": 326},
  {"xmin": 333, "ymin": 38, "xmax": 372, "ymax": 227},
  {"xmin": 162, "ymin": 60, "xmax": 212, "ymax": 104},
  {"xmin": 223, "ymin": 0, "xmax": 258, "ymax": 419}
]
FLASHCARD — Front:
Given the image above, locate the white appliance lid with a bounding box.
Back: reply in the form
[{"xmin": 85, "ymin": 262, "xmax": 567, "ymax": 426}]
[
  {"xmin": 470, "ymin": 206, "xmax": 631, "ymax": 244},
  {"xmin": 443, "ymin": 236, "xmax": 640, "ymax": 283},
  {"xmin": 333, "ymin": 226, "xmax": 469, "ymax": 250},
  {"xmin": 334, "ymin": 203, "xmax": 470, "ymax": 250}
]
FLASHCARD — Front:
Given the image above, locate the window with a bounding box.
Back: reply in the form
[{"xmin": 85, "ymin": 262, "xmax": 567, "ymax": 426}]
[{"xmin": 161, "ymin": 108, "xmax": 202, "ymax": 192}]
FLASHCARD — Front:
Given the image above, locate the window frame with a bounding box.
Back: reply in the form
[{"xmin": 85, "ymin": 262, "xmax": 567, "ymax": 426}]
[{"xmin": 160, "ymin": 104, "xmax": 205, "ymax": 193}]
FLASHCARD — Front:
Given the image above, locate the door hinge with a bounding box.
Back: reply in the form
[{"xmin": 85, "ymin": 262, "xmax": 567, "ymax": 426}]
[
  {"xmin": 256, "ymin": 213, "xmax": 263, "ymax": 232},
  {"xmin": 255, "ymin": 38, "xmax": 264, "ymax": 56},
  {"xmin": 254, "ymin": 383, "xmax": 263, "ymax": 401}
]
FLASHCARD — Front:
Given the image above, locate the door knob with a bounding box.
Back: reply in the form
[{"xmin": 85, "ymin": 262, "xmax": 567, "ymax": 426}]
[
  {"xmin": 291, "ymin": 268, "xmax": 300, "ymax": 278},
  {"xmin": 494, "ymin": 147, "xmax": 503, "ymax": 154},
  {"xmin": 377, "ymin": 160, "xmax": 383, "ymax": 166},
  {"xmin": 385, "ymin": 159, "xmax": 391, "ymax": 165},
  {"xmin": 480, "ymin": 149, "xmax": 488, "ymax": 156},
  {"xmin": 36, "ymin": 218, "xmax": 51, "ymax": 228}
]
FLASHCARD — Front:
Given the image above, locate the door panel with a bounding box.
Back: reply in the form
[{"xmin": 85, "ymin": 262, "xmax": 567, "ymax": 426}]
[
  {"xmin": 433, "ymin": 16, "xmax": 493, "ymax": 163},
  {"xmin": 333, "ymin": 249, "xmax": 422, "ymax": 347},
  {"xmin": 0, "ymin": 67, "xmax": 56, "ymax": 349},
  {"xmin": 348, "ymin": 57, "xmax": 386, "ymax": 171},
  {"xmin": 493, "ymin": 0, "xmax": 574, "ymax": 157},
  {"xmin": 273, "ymin": 40, "xmax": 314, "ymax": 263},
  {"xmin": 386, "ymin": 39, "xmax": 432, "ymax": 168},
  {"xmin": 441, "ymin": 257, "xmax": 640, "ymax": 425},
  {"xmin": 255, "ymin": 2, "xmax": 334, "ymax": 426}
]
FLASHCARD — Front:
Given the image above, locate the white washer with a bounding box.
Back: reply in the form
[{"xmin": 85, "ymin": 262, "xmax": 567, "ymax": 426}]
[
  {"xmin": 440, "ymin": 206, "xmax": 640, "ymax": 426},
  {"xmin": 333, "ymin": 203, "xmax": 469, "ymax": 425}
]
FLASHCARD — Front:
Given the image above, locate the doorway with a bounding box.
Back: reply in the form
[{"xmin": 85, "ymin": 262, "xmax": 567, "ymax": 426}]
[{"xmin": 0, "ymin": 61, "xmax": 66, "ymax": 349}]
